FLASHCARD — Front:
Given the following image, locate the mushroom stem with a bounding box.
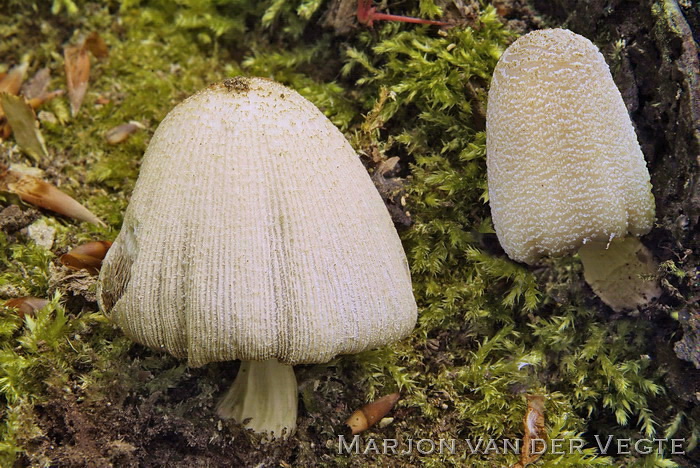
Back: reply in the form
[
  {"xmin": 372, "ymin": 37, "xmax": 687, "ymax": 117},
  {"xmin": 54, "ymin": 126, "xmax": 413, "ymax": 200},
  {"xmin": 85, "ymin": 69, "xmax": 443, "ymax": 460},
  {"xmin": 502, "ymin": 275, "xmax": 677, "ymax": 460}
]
[
  {"xmin": 216, "ymin": 359, "xmax": 298, "ymax": 440},
  {"xmin": 578, "ymin": 237, "xmax": 661, "ymax": 312}
]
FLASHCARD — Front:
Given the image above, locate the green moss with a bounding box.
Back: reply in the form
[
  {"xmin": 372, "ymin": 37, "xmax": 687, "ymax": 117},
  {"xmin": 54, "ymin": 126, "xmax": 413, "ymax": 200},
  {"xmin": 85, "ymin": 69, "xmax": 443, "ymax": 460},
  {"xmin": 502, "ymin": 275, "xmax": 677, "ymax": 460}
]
[
  {"xmin": 0, "ymin": 294, "xmax": 129, "ymax": 466},
  {"xmin": 0, "ymin": 232, "xmax": 54, "ymax": 297},
  {"xmin": 0, "ymin": 3, "xmax": 239, "ymax": 463},
  {"xmin": 328, "ymin": 4, "xmax": 676, "ymax": 466}
]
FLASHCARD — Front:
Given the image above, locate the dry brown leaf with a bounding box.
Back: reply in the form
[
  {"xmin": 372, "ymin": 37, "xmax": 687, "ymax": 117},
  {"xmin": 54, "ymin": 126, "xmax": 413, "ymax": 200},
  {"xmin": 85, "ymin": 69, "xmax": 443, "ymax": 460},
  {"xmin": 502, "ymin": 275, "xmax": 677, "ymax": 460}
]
[
  {"xmin": 579, "ymin": 238, "xmax": 662, "ymax": 312},
  {"xmin": 0, "ymin": 63, "xmax": 28, "ymax": 95},
  {"xmin": 511, "ymin": 395, "xmax": 547, "ymax": 468},
  {"xmin": 375, "ymin": 156, "xmax": 400, "ymax": 178},
  {"xmin": 0, "ymin": 167, "xmax": 105, "ymax": 226},
  {"xmin": 105, "ymin": 121, "xmax": 144, "ymax": 145},
  {"xmin": 0, "ymin": 93, "xmax": 49, "ymax": 162},
  {"xmin": 346, "ymin": 393, "xmax": 400, "ymax": 435},
  {"xmin": 4, "ymin": 297, "xmax": 50, "ymax": 318},
  {"xmin": 60, "ymin": 241, "xmax": 113, "ymax": 274},
  {"xmin": 64, "ymin": 44, "xmax": 90, "ymax": 116},
  {"xmin": 27, "ymin": 90, "xmax": 65, "ymax": 110},
  {"xmin": 84, "ymin": 32, "xmax": 109, "ymax": 59},
  {"xmin": 21, "ymin": 67, "xmax": 51, "ymax": 100},
  {"xmin": 63, "ymin": 32, "xmax": 109, "ymax": 116},
  {"xmin": 0, "ymin": 67, "xmax": 61, "ymax": 145},
  {"xmin": 0, "ymin": 63, "xmax": 29, "ymax": 122}
]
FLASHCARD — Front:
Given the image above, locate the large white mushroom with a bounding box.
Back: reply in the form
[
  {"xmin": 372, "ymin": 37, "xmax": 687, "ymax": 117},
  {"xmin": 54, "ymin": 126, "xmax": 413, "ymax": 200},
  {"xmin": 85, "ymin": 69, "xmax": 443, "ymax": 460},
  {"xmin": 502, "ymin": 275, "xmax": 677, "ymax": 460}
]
[
  {"xmin": 97, "ymin": 77, "xmax": 417, "ymax": 438},
  {"xmin": 486, "ymin": 29, "xmax": 660, "ymax": 311}
]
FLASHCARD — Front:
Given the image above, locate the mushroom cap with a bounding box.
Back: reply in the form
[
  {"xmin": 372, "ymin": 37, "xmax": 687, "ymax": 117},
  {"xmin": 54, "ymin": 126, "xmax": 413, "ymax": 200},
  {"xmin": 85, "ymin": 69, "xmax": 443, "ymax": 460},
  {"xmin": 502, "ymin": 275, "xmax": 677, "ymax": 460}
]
[
  {"xmin": 486, "ymin": 29, "xmax": 655, "ymax": 265},
  {"xmin": 97, "ymin": 77, "xmax": 417, "ymax": 367}
]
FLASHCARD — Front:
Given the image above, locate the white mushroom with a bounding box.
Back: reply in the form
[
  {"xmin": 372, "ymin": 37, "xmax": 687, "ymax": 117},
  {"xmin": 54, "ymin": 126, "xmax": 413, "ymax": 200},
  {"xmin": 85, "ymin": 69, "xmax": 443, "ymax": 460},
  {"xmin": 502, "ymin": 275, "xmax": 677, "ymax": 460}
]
[
  {"xmin": 486, "ymin": 29, "xmax": 659, "ymax": 311},
  {"xmin": 97, "ymin": 77, "xmax": 417, "ymax": 438}
]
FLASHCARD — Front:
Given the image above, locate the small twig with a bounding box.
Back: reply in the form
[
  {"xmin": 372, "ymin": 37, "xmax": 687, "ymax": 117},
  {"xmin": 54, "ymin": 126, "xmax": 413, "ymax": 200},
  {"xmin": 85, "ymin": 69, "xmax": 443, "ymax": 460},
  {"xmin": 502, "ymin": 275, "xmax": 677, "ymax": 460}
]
[{"xmin": 357, "ymin": 0, "xmax": 448, "ymax": 27}]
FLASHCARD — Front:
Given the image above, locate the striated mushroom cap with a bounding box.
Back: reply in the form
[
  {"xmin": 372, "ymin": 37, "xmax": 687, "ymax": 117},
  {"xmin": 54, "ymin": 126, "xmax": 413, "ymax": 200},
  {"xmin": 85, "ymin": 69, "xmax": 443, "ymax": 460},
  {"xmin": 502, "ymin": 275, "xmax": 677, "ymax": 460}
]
[
  {"xmin": 486, "ymin": 29, "xmax": 655, "ymax": 265},
  {"xmin": 98, "ymin": 77, "xmax": 417, "ymax": 367}
]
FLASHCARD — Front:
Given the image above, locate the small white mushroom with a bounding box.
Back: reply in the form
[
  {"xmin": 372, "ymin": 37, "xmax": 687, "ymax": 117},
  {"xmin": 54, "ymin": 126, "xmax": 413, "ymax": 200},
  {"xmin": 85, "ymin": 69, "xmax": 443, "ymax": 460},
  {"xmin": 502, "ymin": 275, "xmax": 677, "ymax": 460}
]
[
  {"xmin": 486, "ymin": 29, "xmax": 659, "ymax": 311},
  {"xmin": 97, "ymin": 77, "xmax": 417, "ymax": 438}
]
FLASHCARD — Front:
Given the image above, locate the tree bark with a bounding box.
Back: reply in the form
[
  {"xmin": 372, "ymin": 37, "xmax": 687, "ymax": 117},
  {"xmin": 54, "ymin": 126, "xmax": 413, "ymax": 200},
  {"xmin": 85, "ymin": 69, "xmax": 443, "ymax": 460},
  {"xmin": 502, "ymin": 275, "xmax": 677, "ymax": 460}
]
[{"xmin": 529, "ymin": 0, "xmax": 700, "ymax": 370}]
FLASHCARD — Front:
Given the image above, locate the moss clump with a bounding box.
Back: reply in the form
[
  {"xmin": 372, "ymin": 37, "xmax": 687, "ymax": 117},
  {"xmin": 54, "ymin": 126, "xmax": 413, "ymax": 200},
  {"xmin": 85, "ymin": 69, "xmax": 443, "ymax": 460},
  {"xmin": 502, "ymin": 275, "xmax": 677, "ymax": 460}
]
[
  {"xmin": 331, "ymin": 6, "xmax": 671, "ymax": 464},
  {"xmin": 0, "ymin": 232, "xmax": 54, "ymax": 297},
  {"xmin": 0, "ymin": 292, "xmax": 131, "ymax": 467}
]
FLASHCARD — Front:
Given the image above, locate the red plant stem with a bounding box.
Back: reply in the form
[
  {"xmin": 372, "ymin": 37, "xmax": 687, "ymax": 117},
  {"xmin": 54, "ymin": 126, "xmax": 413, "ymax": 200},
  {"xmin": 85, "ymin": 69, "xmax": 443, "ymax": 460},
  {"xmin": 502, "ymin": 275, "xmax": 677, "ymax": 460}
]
[
  {"xmin": 357, "ymin": 0, "xmax": 374, "ymax": 24},
  {"xmin": 369, "ymin": 12, "xmax": 448, "ymax": 26},
  {"xmin": 357, "ymin": 0, "xmax": 447, "ymax": 27}
]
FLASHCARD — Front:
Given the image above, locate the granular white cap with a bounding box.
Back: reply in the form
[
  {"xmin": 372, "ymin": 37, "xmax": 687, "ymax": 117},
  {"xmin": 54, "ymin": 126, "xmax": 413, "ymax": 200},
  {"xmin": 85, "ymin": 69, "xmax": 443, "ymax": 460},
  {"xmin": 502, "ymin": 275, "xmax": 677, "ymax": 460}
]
[{"xmin": 486, "ymin": 29, "xmax": 655, "ymax": 264}]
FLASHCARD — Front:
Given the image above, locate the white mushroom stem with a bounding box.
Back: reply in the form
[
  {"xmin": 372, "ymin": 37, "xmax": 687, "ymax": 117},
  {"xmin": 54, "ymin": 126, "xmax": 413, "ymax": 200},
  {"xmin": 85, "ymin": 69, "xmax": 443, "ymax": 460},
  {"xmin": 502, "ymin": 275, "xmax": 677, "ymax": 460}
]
[
  {"xmin": 578, "ymin": 237, "xmax": 661, "ymax": 312},
  {"xmin": 216, "ymin": 360, "xmax": 298, "ymax": 439}
]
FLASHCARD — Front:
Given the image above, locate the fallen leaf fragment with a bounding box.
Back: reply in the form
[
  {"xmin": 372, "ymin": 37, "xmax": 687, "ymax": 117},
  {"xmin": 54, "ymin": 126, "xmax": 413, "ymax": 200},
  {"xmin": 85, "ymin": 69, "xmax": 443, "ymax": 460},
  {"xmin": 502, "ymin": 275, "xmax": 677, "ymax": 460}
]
[
  {"xmin": 4, "ymin": 297, "xmax": 49, "ymax": 318},
  {"xmin": 0, "ymin": 166, "xmax": 105, "ymax": 226},
  {"xmin": 27, "ymin": 90, "xmax": 65, "ymax": 110},
  {"xmin": 7, "ymin": 163, "xmax": 44, "ymax": 178},
  {"xmin": 63, "ymin": 33, "xmax": 109, "ymax": 117},
  {"xmin": 22, "ymin": 68, "xmax": 65, "ymax": 110},
  {"xmin": 511, "ymin": 395, "xmax": 547, "ymax": 468},
  {"xmin": 346, "ymin": 392, "xmax": 400, "ymax": 435},
  {"xmin": 1, "ymin": 67, "xmax": 62, "ymax": 139},
  {"xmin": 64, "ymin": 44, "xmax": 90, "ymax": 116},
  {"xmin": 377, "ymin": 417, "xmax": 394, "ymax": 429},
  {"xmin": 60, "ymin": 241, "xmax": 112, "ymax": 274},
  {"xmin": 28, "ymin": 218, "xmax": 56, "ymax": 249},
  {"xmin": 21, "ymin": 67, "xmax": 51, "ymax": 100},
  {"xmin": 493, "ymin": 0, "xmax": 514, "ymax": 17},
  {"xmin": 0, "ymin": 123, "xmax": 9, "ymax": 139},
  {"xmin": 375, "ymin": 156, "xmax": 400, "ymax": 178},
  {"xmin": 0, "ymin": 93, "xmax": 49, "ymax": 162},
  {"xmin": 0, "ymin": 62, "xmax": 28, "ymax": 96},
  {"xmin": 84, "ymin": 32, "xmax": 109, "ymax": 59},
  {"xmin": 579, "ymin": 237, "xmax": 662, "ymax": 312},
  {"xmin": 0, "ymin": 63, "xmax": 28, "ymax": 123},
  {"xmin": 105, "ymin": 121, "xmax": 144, "ymax": 144}
]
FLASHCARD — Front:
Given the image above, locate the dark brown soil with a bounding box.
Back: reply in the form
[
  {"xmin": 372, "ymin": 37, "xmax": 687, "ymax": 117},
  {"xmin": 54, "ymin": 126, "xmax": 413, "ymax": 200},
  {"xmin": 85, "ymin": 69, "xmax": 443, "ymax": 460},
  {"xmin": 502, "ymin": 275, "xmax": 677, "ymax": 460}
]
[{"xmin": 0, "ymin": 204, "xmax": 38, "ymax": 235}]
